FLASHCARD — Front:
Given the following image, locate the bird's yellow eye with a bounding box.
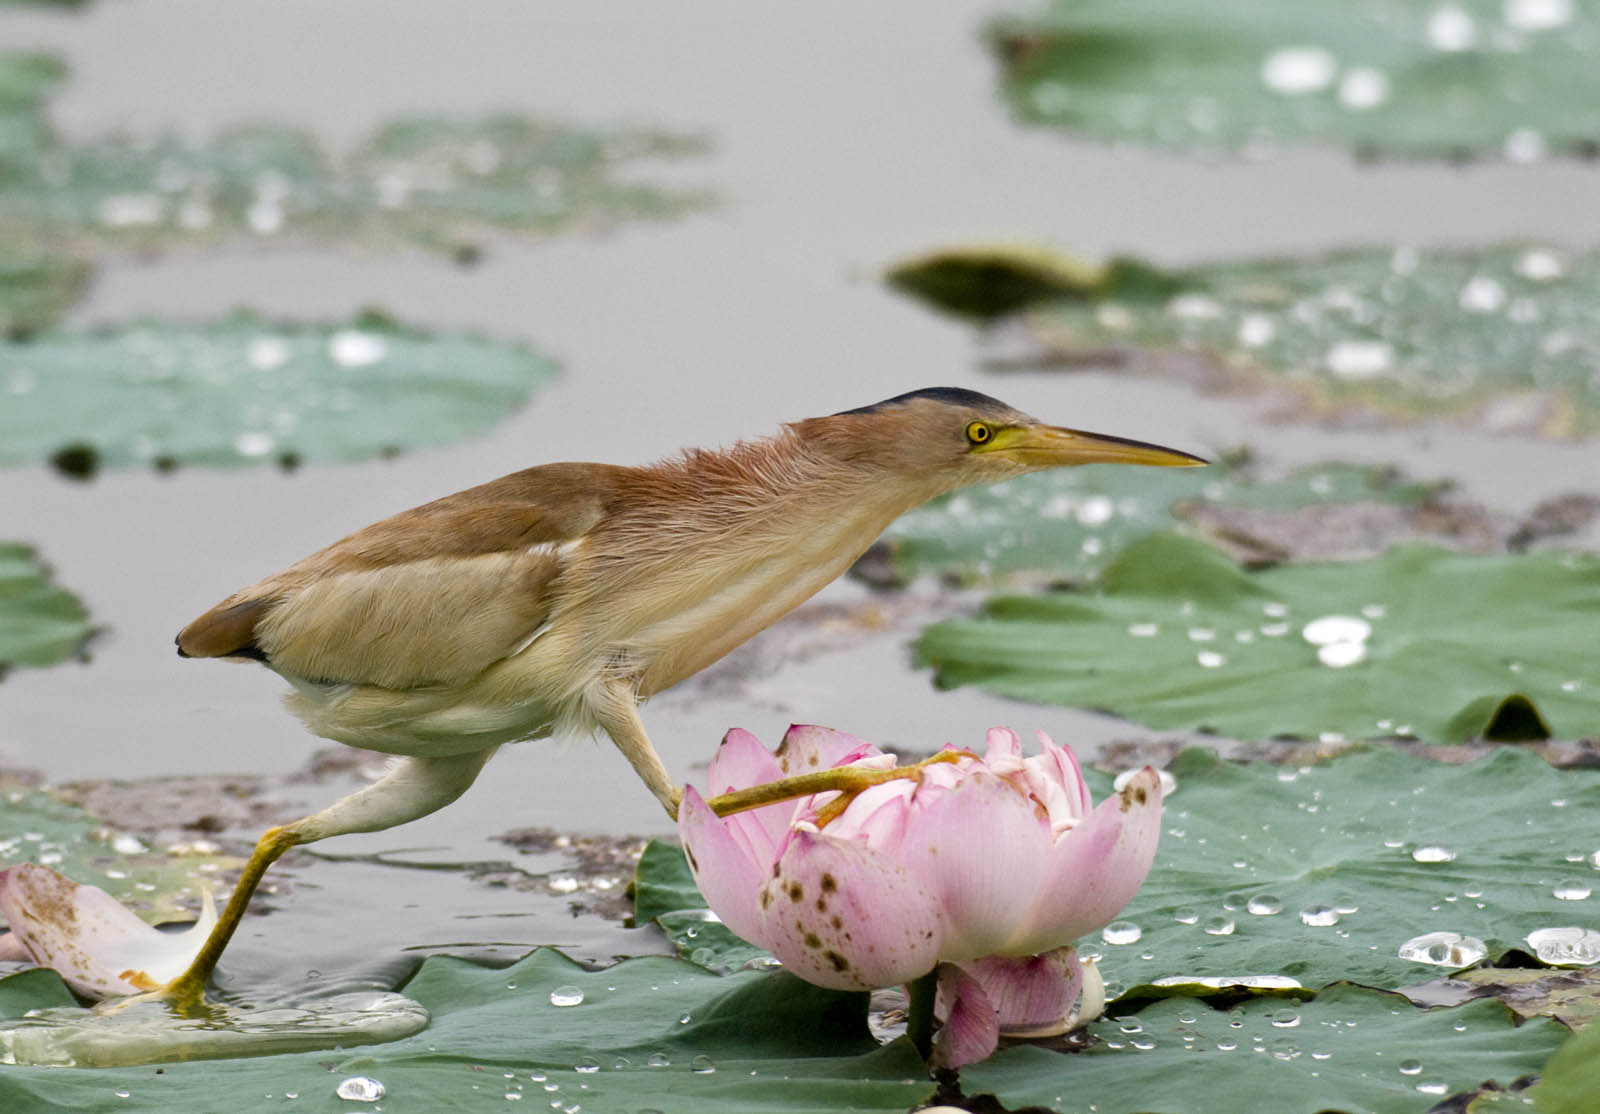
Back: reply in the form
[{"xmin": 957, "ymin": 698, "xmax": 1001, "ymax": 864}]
[{"xmin": 965, "ymin": 421, "xmax": 993, "ymax": 446}]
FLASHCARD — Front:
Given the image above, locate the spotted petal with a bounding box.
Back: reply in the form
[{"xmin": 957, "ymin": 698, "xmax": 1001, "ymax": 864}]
[
  {"xmin": 0, "ymin": 863, "xmax": 216, "ymax": 999},
  {"xmin": 931, "ymin": 961, "xmax": 999, "ymax": 1070},
  {"xmin": 755, "ymin": 829, "xmax": 942, "ymax": 990},
  {"xmin": 676, "ymin": 786, "xmax": 770, "ymax": 947},
  {"xmin": 773, "ymin": 723, "xmax": 879, "ymax": 776},
  {"xmin": 1009, "ymin": 766, "xmax": 1164, "ymax": 953}
]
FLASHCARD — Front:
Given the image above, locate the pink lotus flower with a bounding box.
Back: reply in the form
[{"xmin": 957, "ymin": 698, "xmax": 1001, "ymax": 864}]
[
  {"xmin": 0, "ymin": 863, "xmax": 216, "ymax": 999},
  {"xmin": 678, "ymin": 725, "xmax": 1162, "ymax": 1067}
]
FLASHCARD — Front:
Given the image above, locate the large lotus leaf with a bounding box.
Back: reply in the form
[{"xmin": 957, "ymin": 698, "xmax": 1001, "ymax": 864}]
[
  {"xmin": 1086, "ymin": 746, "xmax": 1600, "ymax": 993},
  {"xmin": 0, "ymin": 115, "xmax": 708, "ymax": 256},
  {"xmin": 1529, "ymin": 1016, "xmax": 1600, "ymax": 1114},
  {"xmin": 0, "ymin": 949, "xmax": 930, "ymax": 1109},
  {"xmin": 964, "ymin": 985, "xmax": 1567, "ymax": 1114},
  {"xmin": 918, "ymin": 532, "xmax": 1600, "ymax": 743},
  {"xmin": 0, "ymin": 309, "xmax": 557, "ymax": 471},
  {"xmin": 0, "ymin": 543, "xmax": 92, "ymax": 673},
  {"xmin": 874, "ymin": 460, "xmax": 1436, "ymax": 585},
  {"xmin": 0, "ymin": 949, "xmax": 1568, "ymax": 1114},
  {"xmin": 990, "ymin": 0, "xmax": 1600, "ymax": 160},
  {"xmin": 891, "ymin": 242, "xmax": 1600, "ymax": 438},
  {"xmin": 0, "ymin": 788, "xmax": 232, "ymax": 923}
]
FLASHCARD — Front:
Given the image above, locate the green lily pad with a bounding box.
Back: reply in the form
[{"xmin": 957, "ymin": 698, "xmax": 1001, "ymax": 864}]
[
  {"xmin": 0, "ymin": 309, "xmax": 557, "ymax": 472},
  {"xmin": 0, "ymin": 53, "xmax": 61, "ymax": 175},
  {"xmin": 0, "ymin": 949, "xmax": 927, "ymax": 1107},
  {"xmin": 990, "ymin": 0, "xmax": 1600, "ymax": 160},
  {"xmin": 873, "ymin": 459, "xmax": 1438, "ymax": 586},
  {"xmin": 892, "ymin": 242, "xmax": 1600, "ymax": 438},
  {"xmin": 634, "ymin": 839, "xmax": 773, "ymax": 973},
  {"xmin": 0, "ymin": 543, "xmax": 92, "ymax": 674},
  {"xmin": 1, "ymin": 114, "xmax": 708, "ymax": 257},
  {"xmin": 964, "ymin": 985, "xmax": 1567, "ymax": 1114},
  {"xmin": 0, "ymin": 251, "xmax": 90, "ymax": 338},
  {"xmin": 1088, "ymin": 747, "xmax": 1600, "ymax": 993},
  {"xmin": 918, "ymin": 531, "xmax": 1600, "ymax": 743},
  {"xmin": 0, "ymin": 788, "xmax": 233, "ymax": 923},
  {"xmin": 1529, "ymin": 1016, "xmax": 1600, "ymax": 1114}
]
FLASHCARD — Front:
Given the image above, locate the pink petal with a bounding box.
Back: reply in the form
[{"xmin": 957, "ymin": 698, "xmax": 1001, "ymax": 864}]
[
  {"xmin": 1009, "ymin": 766, "xmax": 1164, "ymax": 954},
  {"xmin": 1022, "ymin": 731, "xmax": 1091, "ymax": 835},
  {"xmin": 755, "ymin": 829, "xmax": 942, "ymax": 991},
  {"xmin": 982, "ymin": 727, "xmax": 1024, "ymax": 772},
  {"xmin": 0, "ymin": 932, "xmax": 27, "ymax": 962},
  {"xmin": 0, "ymin": 864, "xmax": 216, "ymax": 1000},
  {"xmin": 931, "ymin": 962, "xmax": 1000, "ymax": 1070},
  {"xmin": 956, "ymin": 947, "xmax": 1084, "ymax": 1034},
  {"xmin": 897, "ymin": 773, "xmax": 1049, "ymax": 960},
  {"xmin": 705, "ymin": 728, "xmax": 792, "ymax": 863},
  {"xmin": 676, "ymin": 786, "xmax": 770, "ymax": 947},
  {"xmin": 821, "ymin": 779, "xmax": 916, "ymax": 852},
  {"xmin": 774, "ymin": 724, "xmax": 878, "ymax": 775}
]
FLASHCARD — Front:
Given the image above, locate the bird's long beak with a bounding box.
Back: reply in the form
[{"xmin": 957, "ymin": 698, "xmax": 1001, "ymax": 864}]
[{"xmin": 986, "ymin": 424, "xmax": 1209, "ymax": 468}]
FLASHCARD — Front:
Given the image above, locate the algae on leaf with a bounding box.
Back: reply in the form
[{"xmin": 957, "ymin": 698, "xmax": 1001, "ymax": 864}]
[
  {"xmin": 0, "ymin": 544, "xmax": 92, "ymax": 675},
  {"xmin": 991, "ymin": 0, "xmax": 1600, "ymax": 160},
  {"xmin": 919, "ymin": 531, "xmax": 1600, "ymax": 743},
  {"xmin": 0, "ymin": 309, "xmax": 558, "ymax": 472}
]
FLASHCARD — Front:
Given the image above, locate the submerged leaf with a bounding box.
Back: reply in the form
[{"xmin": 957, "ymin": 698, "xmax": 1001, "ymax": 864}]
[
  {"xmin": 0, "ymin": 309, "xmax": 557, "ymax": 471},
  {"xmin": 991, "ymin": 0, "xmax": 1600, "ymax": 160},
  {"xmin": 919, "ymin": 532, "xmax": 1600, "ymax": 743}
]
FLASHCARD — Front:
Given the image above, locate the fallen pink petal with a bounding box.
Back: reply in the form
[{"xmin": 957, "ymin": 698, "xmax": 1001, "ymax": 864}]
[
  {"xmin": 678, "ymin": 724, "xmax": 1163, "ymax": 1067},
  {"xmin": 0, "ymin": 863, "xmax": 216, "ymax": 1000}
]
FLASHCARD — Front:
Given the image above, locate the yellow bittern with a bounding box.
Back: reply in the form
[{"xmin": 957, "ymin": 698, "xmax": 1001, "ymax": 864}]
[{"xmin": 165, "ymin": 387, "xmax": 1204, "ymax": 999}]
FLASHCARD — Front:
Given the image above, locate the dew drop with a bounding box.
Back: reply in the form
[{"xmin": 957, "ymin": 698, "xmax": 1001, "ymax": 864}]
[
  {"xmin": 335, "ymin": 1077, "xmax": 385, "ymax": 1103},
  {"xmin": 1426, "ymin": 4, "xmax": 1477, "ymax": 51},
  {"xmin": 1196, "ymin": 650, "xmax": 1226, "ymax": 669},
  {"xmin": 1516, "ymin": 249, "xmax": 1566, "ymax": 282},
  {"xmin": 1300, "ymin": 904, "xmax": 1340, "ymax": 927},
  {"xmin": 1416, "ymin": 1081, "xmax": 1449, "ymax": 1096},
  {"xmin": 1397, "ymin": 931, "xmax": 1487, "ymax": 967},
  {"xmin": 1127, "ymin": 622, "xmax": 1159, "ymax": 638},
  {"xmin": 1412, "ymin": 846, "xmax": 1457, "ymax": 864},
  {"xmin": 1247, "ymin": 895, "xmax": 1283, "ymax": 916},
  {"xmin": 1398, "ymin": 1059, "xmax": 1423, "ymax": 1076},
  {"xmin": 1103, "ymin": 921, "xmax": 1143, "ymax": 946},
  {"xmin": 646, "ymin": 1053, "xmax": 671, "ymax": 1068},
  {"xmin": 1222, "ymin": 891, "xmax": 1248, "ymax": 910},
  {"xmin": 247, "ymin": 336, "xmax": 292, "ymax": 371},
  {"xmin": 1326, "ymin": 339, "xmax": 1393, "ymax": 380},
  {"xmin": 1525, "ymin": 926, "xmax": 1600, "ymax": 966},
  {"xmin": 1168, "ymin": 293, "xmax": 1224, "ymax": 320},
  {"xmin": 1505, "ymin": 0, "xmax": 1572, "ymax": 32},
  {"xmin": 1317, "ymin": 641, "xmax": 1366, "ymax": 668},
  {"xmin": 1270, "ymin": 1009, "xmax": 1301, "ymax": 1029},
  {"xmin": 690, "ymin": 1055, "xmax": 716, "ymax": 1074},
  {"xmin": 1301, "ymin": 615, "xmax": 1371, "ymax": 646},
  {"xmin": 1217, "ymin": 1039, "xmax": 1238, "ymax": 1052},
  {"xmin": 550, "ymin": 986, "xmax": 585, "ymax": 1007},
  {"xmin": 1553, "ymin": 880, "xmax": 1591, "ymax": 901},
  {"xmin": 1173, "ymin": 907, "xmax": 1200, "ymax": 925},
  {"xmin": 1337, "ymin": 67, "xmax": 1389, "ymax": 110},
  {"xmin": 574, "ymin": 1058, "xmax": 600, "ymax": 1074},
  {"xmin": 1259, "ymin": 621, "xmax": 1291, "ymax": 637},
  {"xmin": 1204, "ymin": 916, "xmax": 1237, "ymax": 936},
  {"xmin": 1188, "ymin": 627, "xmax": 1216, "ymax": 642},
  {"xmin": 1260, "ymin": 47, "xmax": 1337, "ymax": 94},
  {"xmin": 1237, "ymin": 313, "xmax": 1276, "ymax": 348},
  {"xmin": 1458, "ymin": 275, "xmax": 1506, "ymax": 313},
  {"xmin": 328, "ymin": 330, "xmax": 388, "ymax": 368},
  {"xmin": 233, "ymin": 431, "xmax": 276, "ymax": 458}
]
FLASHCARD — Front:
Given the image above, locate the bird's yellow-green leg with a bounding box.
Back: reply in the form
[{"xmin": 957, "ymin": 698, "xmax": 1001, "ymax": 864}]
[
  {"xmin": 702, "ymin": 750, "xmax": 968, "ymax": 820},
  {"xmin": 163, "ymin": 825, "xmax": 302, "ymax": 1009},
  {"xmin": 156, "ymin": 748, "xmax": 500, "ymax": 1009}
]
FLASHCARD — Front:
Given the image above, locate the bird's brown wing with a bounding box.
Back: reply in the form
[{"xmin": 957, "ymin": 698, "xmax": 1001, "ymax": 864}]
[{"xmin": 177, "ymin": 465, "xmax": 619, "ymax": 689}]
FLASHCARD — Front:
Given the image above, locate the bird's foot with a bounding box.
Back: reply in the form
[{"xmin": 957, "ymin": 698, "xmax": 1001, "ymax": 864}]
[{"xmin": 701, "ymin": 749, "xmax": 969, "ymax": 821}]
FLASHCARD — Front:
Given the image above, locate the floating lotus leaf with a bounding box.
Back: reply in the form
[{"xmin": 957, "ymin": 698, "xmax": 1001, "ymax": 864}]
[
  {"xmin": 991, "ymin": 0, "xmax": 1600, "ymax": 160},
  {"xmin": 919, "ymin": 532, "xmax": 1600, "ymax": 743},
  {"xmin": 0, "ymin": 309, "xmax": 557, "ymax": 472},
  {"xmin": 874, "ymin": 459, "xmax": 1437, "ymax": 586},
  {"xmin": 0, "ymin": 251, "xmax": 89, "ymax": 338},
  {"xmin": 0, "ymin": 114, "xmax": 708, "ymax": 256},
  {"xmin": 0, "ymin": 543, "xmax": 91, "ymax": 674},
  {"xmin": 890, "ymin": 241, "xmax": 1600, "ymax": 438},
  {"xmin": 0, "ymin": 53, "xmax": 60, "ymax": 175},
  {"xmin": 964, "ymin": 985, "xmax": 1566, "ymax": 1114}
]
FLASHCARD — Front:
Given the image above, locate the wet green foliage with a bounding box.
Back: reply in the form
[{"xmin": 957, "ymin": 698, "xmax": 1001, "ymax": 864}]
[
  {"xmin": 991, "ymin": 0, "xmax": 1600, "ymax": 160},
  {"xmin": 0, "ymin": 788, "xmax": 232, "ymax": 923},
  {"xmin": 0, "ymin": 309, "xmax": 557, "ymax": 472},
  {"xmin": 919, "ymin": 532, "xmax": 1600, "ymax": 743},
  {"xmin": 0, "ymin": 543, "xmax": 91, "ymax": 675},
  {"xmin": 874, "ymin": 459, "xmax": 1436, "ymax": 586},
  {"xmin": 890, "ymin": 241, "xmax": 1600, "ymax": 437},
  {"xmin": 0, "ymin": 111, "xmax": 709, "ymax": 258}
]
